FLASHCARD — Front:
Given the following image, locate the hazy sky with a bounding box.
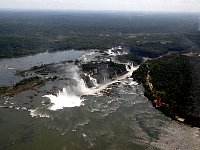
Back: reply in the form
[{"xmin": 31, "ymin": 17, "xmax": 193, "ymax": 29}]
[{"xmin": 0, "ymin": 0, "xmax": 200, "ymax": 12}]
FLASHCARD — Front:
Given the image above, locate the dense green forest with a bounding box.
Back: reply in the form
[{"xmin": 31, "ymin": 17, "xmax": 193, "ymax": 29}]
[
  {"xmin": 0, "ymin": 11, "xmax": 199, "ymax": 58},
  {"xmin": 132, "ymin": 55, "xmax": 200, "ymax": 127}
]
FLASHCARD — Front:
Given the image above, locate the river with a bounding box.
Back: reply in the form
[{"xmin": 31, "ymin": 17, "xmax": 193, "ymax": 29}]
[{"xmin": 0, "ymin": 49, "xmax": 199, "ymax": 150}]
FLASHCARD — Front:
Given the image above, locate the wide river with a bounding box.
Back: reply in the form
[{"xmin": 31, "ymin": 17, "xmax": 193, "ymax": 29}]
[{"xmin": 0, "ymin": 50, "xmax": 199, "ymax": 150}]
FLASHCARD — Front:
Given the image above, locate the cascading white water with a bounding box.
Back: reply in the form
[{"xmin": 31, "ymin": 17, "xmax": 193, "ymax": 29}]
[
  {"xmin": 43, "ymin": 88, "xmax": 85, "ymax": 110},
  {"xmin": 88, "ymin": 74, "xmax": 98, "ymax": 87},
  {"xmin": 43, "ymin": 66, "xmax": 91, "ymax": 110},
  {"xmin": 125, "ymin": 63, "xmax": 135, "ymax": 72}
]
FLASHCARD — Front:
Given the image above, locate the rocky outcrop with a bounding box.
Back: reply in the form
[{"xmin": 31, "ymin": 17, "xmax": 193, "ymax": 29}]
[{"xmin": 81, "ymin": 61, "xmax": 127, "ymax": 84}]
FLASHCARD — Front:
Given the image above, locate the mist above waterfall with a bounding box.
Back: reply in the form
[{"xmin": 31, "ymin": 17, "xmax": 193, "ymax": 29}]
[
  {"xmin": 43, "ymin": 88, "xmax": 85, "ymax": 110},
  {"xmin": 43, "ymin": 65, "xmax": 91, "ymax": 110}
]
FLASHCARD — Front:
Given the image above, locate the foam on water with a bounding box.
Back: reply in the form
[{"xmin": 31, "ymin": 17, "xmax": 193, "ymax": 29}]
[
  {"xmin": 43, "ymin": 88, "xmax": 85, "ymax": 110},
  {"xmin": 3, "ymin": 65, "xmax": 15, "ymax": 70},
  {"xmin": 30, "ymin": 109, "xmax": 51, "ymax": 118}
]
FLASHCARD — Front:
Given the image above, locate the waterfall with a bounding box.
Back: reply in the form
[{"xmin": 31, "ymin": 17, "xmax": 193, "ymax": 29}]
[
  {"xmin": 43, "ymin": 66, "xmax": 91, "ymax": 110},
  {"xmin": 125, "ymin": 63, "xmax": 134, "ymax": 72},
  {"xmin": 43, "ymin": 87, "xmax": 85, "ymax": 110},
  {"xmin": 88, "ymin": 74, "xmax": 98, "ymax": 87}
]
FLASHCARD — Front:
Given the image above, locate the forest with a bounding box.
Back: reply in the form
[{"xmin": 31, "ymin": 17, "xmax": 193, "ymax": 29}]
[{"xmin": 0, "ymin": 11, "xmax": 200, "ymax": 58}]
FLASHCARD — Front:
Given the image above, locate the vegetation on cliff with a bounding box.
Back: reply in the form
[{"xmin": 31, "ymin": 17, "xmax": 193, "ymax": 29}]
[{"xmin": 132, "ymin": 54, "xmax": 200, "ymax": 127}]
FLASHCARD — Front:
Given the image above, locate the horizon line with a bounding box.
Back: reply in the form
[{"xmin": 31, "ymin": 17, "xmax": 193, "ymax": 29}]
[{"xmin": 0, "ymin": 8, "xmax": 200, "ymax": 14}]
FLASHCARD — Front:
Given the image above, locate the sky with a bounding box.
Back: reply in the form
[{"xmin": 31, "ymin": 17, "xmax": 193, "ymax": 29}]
[{"xmin": 0, "ymin": 0, "xmax": 200, "ymax": 12}]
